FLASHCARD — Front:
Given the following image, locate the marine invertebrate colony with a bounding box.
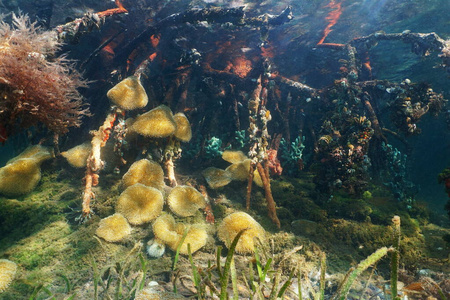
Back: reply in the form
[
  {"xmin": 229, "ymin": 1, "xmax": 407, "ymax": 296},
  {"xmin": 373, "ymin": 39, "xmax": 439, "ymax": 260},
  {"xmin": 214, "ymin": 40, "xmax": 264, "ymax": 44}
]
[
  {"xmin": 116, "ymin": 183, "xmax": 164, "ymax": 225},
  {"xmin": 95, "ymin": 213, "xmax": 132, "ymax": 242},
  {"xmin": 217, "ymin": 211, "xmax": 265, "ymax": 254},
  {"xmin": 106, "ymin": 75, "xmax": 148, "ymax": 110},
  {"xmin": 167, "ymin": 185, "xmax": 207, "ymax": 217},
  {"xmin": 0, "ymin": 14, "xmax": 89, "ymax": 139},
  {"xmin": 60, "ymin": 142, "xmax": 91, "ymax": 168},
  {"xmin": 152, "ymin": 213, "xmax": 207, "ymax": 255},
  {"xmin": 0, "ymin": 259, "xmax": 17, "ymax": 292},
  {"xmin": 121, "ymin": 159, "xmax": 165, "ymax": 191},
  {"xmin": 130, "ymin": 105, "xmax": 177, "ymax": 138},
  {"xmin": 0, "ymin": 145, "xmax": 53, "ymax": 196}
]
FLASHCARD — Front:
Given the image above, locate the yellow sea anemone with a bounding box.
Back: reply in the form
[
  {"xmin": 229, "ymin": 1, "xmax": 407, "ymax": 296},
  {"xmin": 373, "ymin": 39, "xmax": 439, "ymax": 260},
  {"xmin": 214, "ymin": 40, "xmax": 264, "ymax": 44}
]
[
  {"xmin": 6, "ymin": 144, "xmax": 51, "ymax": 164},
  {"xmin": 95, "ymin": 213, "xmax": 132, "ymax": 242},
  {"xmin": 225, "ymin": 158, "xmax": 251, "ymax": 181},
  {"xmin": 61, "ymin": 142, "xmax": 91, "ymax": 168},
  {"xmin": 152, "ymin": 214, "xmax": 207, "ymax": 254},
  {"xmin": 0, "ymin": 159, "xmax": 42, "ymax": 196},
  {"xmin": 116, "ymin": 184, "xmax": 164, "ymax": 225},
  {"xmin": 217, "ymin": 212, "xmax": 265, "ymax": 254},
  {"xmin": 173, "ymin": 112, "xmax": 192, "ymax": 142},
  {"xmin": 224, "ymin": 159, "xmax": 262, "ymax": 186},
  {"xmin": 202, "ymin": 167, "xmax": 232, "ymax": 189},
  {"xmin": 174, "ymin": 224, "xmax": 208, "ymax": 255},
  {"xmin": 152, "ymin": 213, "xmax": 183, "ymax": 248},
  {"xmin": 0, "ymin": 145, "xmax": 53, "ymax": 196},
  {"xmin": 0, "ymin": 259, "xmax": 17, "ymax": 292},
  {"xmin": 107, "ymin": 75, "xmax": 148, "ymax": 110},
  {"xmin": 130, "ymin": 105, "xmax": 177, "ymax": 138},
  {"xmin": 167, "ymin": 185, "xmax": 206, "ymax": 217},
  {"xmin": 222, "ymin": 150, "xmax": 247, "ymax": 164},
  {"xmin": 122, "ymin": 159, "xmax": 165, "ymax": 191}
]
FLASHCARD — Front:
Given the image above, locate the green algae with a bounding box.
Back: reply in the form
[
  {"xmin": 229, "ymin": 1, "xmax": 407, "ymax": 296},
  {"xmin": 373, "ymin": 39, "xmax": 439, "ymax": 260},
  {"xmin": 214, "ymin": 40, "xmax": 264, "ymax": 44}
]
[{"xmin": 0, "ymin": 164, "xmax": 448, "ymax": 298}]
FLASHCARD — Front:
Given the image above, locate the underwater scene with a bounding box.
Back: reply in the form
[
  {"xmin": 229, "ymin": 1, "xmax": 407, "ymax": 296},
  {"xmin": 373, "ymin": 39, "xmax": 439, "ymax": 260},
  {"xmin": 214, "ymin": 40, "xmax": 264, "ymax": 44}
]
[{"xmin": 0, "ymin": 0, "xmax": 449, "ymax": 299}]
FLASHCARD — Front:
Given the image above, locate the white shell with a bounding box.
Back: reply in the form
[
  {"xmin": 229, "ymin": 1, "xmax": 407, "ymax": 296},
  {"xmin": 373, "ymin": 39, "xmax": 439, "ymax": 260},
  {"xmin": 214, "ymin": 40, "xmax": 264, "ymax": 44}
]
[{"xmin": 146, "ymin": 239, "xmax": 165, "ymax": 258}]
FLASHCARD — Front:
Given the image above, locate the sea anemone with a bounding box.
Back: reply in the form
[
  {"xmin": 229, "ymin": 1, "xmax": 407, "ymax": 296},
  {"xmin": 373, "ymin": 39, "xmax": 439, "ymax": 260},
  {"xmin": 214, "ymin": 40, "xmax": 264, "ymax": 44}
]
[
  {"xmin": 61, "ymin": 142, "xmax": 91, "ymax": 168},
  {"xmin": 0, "ymin": 145, "xmax": 53, "ymax": 196},
  {"xmin": 167, "ymin": 185, "xmax": 206, "ymax": 217},
  {"xmin": 175, "ymin": 224, "xmax": 208, "ymax": 255},
  {"xmin": 217, "ymin": 212, "xmax": 265, "ymax": 254},
  {"xmin": 116, "ymin": 183, "xmax": 164, "ymax": 225},
  {"xmin": 122, "ymin": 159, "xmax": 165, "ymax": 191},
  {"xmin": 95, "ymin": 213, "xmax": 132, "ymax": 242},
  {"xmin": 130, "ymin": 105, "xmax": 177, "ymax": 138},
  {"xmin": 0, "ymin": 259, "xmax": 17, "ymax": 292},
  {"xmin": 152, "ymin": 213, "xmax": 183, "ymax": 249},
  {"xmin": 107, "ymin": 75, "xmax": 148, "ymax": 110},
  {"xmin": 173, "ymin": 112, "xmax": 192, "ymax": 142},
  {"xmin": 152, "ymin": 213, "xmax": 208, "ymax": 255},
  {"xmin": 202, "ymin": 167, "xmax": 232, "ymax": 189},
  {"xmin": 6, "ymin": 144, "xmax": 50, "ymax": 163},
  {"xmin": 225, "ymin": 158, "xmax": 251, "ymax": 181},
  {"xmin": 222, "ymin": 150, "xmax": 248, "ymax": 163}
]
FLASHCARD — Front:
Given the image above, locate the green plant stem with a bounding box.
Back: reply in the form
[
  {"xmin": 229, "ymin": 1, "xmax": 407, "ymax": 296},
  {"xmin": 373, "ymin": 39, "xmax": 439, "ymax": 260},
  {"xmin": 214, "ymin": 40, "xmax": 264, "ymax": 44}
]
[
  {"xmin": 89, "ymin": 253, "xmax": 99, "ymax": 300},
  {"xmin": 173, "ymin": 229, "xmax": 189, "ymax": 271},
  {"xmin": 297, "ymin": 268, "xmax": 303, "ymax": 300},
  {"xmin": 317, "ymin": 252, "xmax": 326, "ymax": 300},
  {"xmin": 337, "ymin": 247, "xmax": 391, "ymax": 300},
  {"xmin": 173, "ymin": 229, "xmax": 189, "ymax": 294},
  {"xmin": 391, "ymin": 216, "xmax": 401, "ymax": 300},
  {"xmin": 230, "ymin": 257, "xmax": 239, "ymax": 300},
  {"xmin": 220, "ymin": 229, "xmax": 248, "ymax": 300},
  {"xmin": 188, "ymin": 243, "xmax": 204, "ymax": 299}
]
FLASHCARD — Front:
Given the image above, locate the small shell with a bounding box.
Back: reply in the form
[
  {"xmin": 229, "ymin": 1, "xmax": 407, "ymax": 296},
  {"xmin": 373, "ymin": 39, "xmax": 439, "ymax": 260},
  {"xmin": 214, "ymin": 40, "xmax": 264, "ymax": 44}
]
[{"xmin": 146, "ymin": 239, "xmax": 165, "ymax": 258}]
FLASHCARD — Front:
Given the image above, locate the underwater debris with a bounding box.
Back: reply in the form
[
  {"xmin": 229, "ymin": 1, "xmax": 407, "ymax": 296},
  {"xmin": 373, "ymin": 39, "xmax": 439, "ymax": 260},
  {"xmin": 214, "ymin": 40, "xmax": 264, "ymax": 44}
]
[
  {"xmin": 54, "ymin": 0, "xmax": 128, "ymax": 44},
  {"xmin": 81, "ymin": 108, "xmax": 119, "ymax": 220}
]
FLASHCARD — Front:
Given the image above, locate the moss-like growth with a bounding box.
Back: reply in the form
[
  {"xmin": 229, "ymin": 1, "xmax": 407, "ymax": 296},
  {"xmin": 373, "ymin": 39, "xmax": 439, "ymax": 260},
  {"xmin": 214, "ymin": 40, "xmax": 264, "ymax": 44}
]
[{"xmin": 362, "ymin": 190, "xmax": 372, "ymax": 199}]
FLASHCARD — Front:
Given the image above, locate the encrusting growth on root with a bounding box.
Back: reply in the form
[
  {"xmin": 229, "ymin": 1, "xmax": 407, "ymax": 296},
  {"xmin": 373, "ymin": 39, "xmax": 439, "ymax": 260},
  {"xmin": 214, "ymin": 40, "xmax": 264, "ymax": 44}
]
[
  {"xmin": 246, "ymin": 75, "xmax": 281, "ymax": 229},
  {"xmin": 246, "ymin": 163, "xmax": 255, "ymax": 211},
  {"xmin": 256, "ymin": 161, "xmax": 281, "ymax": 228},
  {"xmin": 164, "ymin": 156, "xmax": 177, "ymax": 187},
  {"xmin": 81, "ymin": 108, "xmax": 119, "ymax": 220}
]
